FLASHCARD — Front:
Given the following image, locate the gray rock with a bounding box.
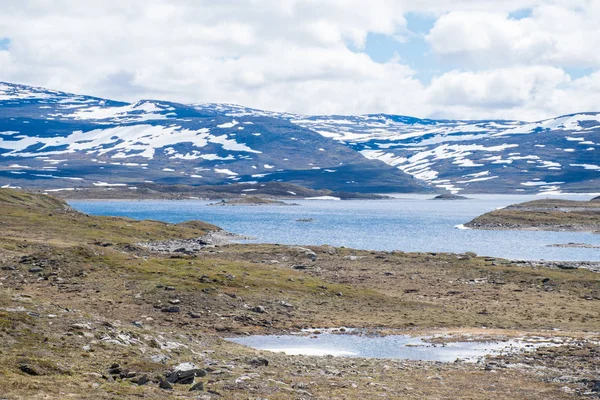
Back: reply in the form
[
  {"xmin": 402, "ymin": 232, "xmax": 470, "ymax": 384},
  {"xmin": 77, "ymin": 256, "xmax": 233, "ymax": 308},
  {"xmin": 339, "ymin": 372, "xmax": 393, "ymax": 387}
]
[
  {"xmin": 161, "ymin": 306, "xmax": 180, "ymax": 313},
  {"xmin": 190, "ymin": 381, "xmax": 205, "ymax": 391},
  {"xmin": 71, "ymin": 323, "xmax": 93, "ymax": 330},
  {"xmin": 150, "ymin": 354, "xmax": 170, "ymax": 364},
  {"xmin": 249, "ymin": 357, "xmax": 269, "ymax": 367},
  {"xmin": 250, "ymin": 306, "xmax": 266, "ymax": 314},
  {"xmin": 279, "ymin": 301, "xmax": 294, "ymax": 308},
  {"xmin": 132, "ymin": 374, "xmax": 149, "ymax": 386},
  {"xmin": 28, "ymin": 267, "xmax": 43, "ymax": 273},
  {"xmin": 158, "ymin": 377, "xmax": 173, "ymax": 390},
  {"xmin": 165, "ymin": 363, "xmax": 207, "ymax": 385},
  {"xmin": 290, "ymin": 246, "xmax": 317, "ymax": 260},
  {"xmin": 108, "ymin": 364, "xmax": 121, "ymax": 375}
]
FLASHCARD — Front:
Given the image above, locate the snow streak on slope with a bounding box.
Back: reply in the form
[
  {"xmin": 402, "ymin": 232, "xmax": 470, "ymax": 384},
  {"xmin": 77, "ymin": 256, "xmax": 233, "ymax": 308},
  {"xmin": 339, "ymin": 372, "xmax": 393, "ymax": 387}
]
[
  {"xmin": 287, "ymin": 113, "xmax": 599, "ymax": 194},
  {"xmin": 0, "ymin": 125, "xmax": 261, "ymax": 158},
  {"xmin": 1, "ymin": 82, "xmax": 598, "ymax": 193}
]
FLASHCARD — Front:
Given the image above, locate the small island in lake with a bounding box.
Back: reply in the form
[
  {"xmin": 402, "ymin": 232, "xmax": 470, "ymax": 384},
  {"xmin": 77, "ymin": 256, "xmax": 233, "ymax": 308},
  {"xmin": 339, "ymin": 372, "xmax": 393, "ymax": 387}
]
[
  {"xmin": 431, "ymin": 193, "xmax": 469, "ymax": 200},
  {"xmin": 207, "ymin": 196, "xmax": 298, "ymax": 206},
  {"xmin": 466, "ymin": 198, "xmax": 600, "ymax": 233}
]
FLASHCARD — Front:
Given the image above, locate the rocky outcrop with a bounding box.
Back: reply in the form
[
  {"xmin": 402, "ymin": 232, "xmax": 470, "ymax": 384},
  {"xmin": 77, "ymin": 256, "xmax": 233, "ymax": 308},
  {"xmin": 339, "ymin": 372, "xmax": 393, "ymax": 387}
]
[{"xmin": 138, "ymin": 230, "xmax": 254, "ymax": 253}]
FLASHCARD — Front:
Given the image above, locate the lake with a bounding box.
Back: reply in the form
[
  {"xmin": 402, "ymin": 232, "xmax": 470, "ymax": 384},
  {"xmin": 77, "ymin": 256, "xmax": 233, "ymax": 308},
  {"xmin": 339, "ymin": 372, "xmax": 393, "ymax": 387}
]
[{"xmin": 68, "ymin": 194, "xmax": 600, "ymax": 261}]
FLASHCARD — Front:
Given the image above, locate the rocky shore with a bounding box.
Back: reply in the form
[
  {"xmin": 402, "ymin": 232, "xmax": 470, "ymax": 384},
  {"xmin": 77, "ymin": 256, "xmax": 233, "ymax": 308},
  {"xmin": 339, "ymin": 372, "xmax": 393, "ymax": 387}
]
[
  {"xmin": 138, "ymin": 230, "xmax": 255, "ymax": 253},
  {"xmin": 466, "ymin": 198, "xmax": 600, "ymax": 233}
]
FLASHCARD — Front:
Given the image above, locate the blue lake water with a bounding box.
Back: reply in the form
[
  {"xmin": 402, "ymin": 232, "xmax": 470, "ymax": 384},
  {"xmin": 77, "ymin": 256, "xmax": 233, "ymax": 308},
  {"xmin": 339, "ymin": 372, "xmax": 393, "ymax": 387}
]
[{"xmin": 68, "ymin": 194, "xmax": 600, "ymax": 261}]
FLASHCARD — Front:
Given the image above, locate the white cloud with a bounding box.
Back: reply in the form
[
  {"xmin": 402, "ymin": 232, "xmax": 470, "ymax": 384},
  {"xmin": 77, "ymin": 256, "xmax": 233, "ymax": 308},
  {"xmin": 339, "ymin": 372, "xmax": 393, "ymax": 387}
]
[
  {"xmin": 426, "ymin": 66, "xmax": 572, "ymax": 120},
  {"xmin": 426, "ymin": 3, "xmax": 600, "ymax": 68},
  {"xmin": 0, "ymin": 0, "xmax": 598, "ymax": 120}
]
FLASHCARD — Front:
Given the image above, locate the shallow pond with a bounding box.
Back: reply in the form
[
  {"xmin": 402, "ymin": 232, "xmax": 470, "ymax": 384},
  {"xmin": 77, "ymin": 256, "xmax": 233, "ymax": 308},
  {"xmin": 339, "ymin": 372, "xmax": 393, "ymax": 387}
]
[{"xmin": 227, "ymin": 332, "xmax": 554, "ymax": 362}]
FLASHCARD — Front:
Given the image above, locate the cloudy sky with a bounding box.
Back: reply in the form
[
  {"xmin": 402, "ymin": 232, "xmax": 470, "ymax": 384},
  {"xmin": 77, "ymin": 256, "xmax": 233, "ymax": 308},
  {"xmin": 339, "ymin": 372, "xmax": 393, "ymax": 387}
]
[{"xmin": 1, "ymin": 0, "xmax": 599, "ymax": 120}]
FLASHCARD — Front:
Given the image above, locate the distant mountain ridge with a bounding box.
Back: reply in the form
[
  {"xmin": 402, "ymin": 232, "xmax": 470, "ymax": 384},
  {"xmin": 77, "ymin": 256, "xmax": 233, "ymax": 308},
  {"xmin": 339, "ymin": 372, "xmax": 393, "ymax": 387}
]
[{"xmin": 0, "ymin": 82, "xmax": 598, "ymax": 194}]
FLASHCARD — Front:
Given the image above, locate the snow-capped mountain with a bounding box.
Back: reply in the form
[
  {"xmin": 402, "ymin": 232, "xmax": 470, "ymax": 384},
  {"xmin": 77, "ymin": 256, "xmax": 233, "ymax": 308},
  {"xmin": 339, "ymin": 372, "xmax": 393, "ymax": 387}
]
[
  {"xmin": 196, "ymin": 104, "xmax": 600, "ymax": 194},
  {"xmin": 0, "ymin": 82, "xmax": 422, "ymax": 193},
  {"xmin": 0, "ymin": 82, "xmax": 598, "ymax": 194}
]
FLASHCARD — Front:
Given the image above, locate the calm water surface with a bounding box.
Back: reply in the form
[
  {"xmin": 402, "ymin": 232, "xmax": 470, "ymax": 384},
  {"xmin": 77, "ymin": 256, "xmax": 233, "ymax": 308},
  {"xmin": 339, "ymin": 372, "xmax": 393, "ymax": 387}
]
[
  {"xmin": 227, "ymin": 332, "xmax": 552, "ymax": 362},
  {"xmin": 69, "ymin": 194, "xmax": 600, "ymax": 261}
]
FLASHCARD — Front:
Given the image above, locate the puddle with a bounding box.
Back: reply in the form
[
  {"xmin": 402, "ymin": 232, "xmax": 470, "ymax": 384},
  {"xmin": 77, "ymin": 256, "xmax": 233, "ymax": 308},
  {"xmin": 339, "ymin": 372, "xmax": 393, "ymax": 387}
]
[{"xmin": 227, "ymin": 333, "xmax": 555, "ymax": 362}]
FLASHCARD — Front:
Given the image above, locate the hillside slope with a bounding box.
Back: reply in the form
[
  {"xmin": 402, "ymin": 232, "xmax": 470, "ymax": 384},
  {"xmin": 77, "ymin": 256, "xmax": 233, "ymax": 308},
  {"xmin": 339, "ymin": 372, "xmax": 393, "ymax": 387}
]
[
  {"xmin": 1, "ymin": 82, "xmax": 598, "ymax": 193},
  {"xmin": 0, "ymin": 82, "xmax": 422, "ymax": 193}
]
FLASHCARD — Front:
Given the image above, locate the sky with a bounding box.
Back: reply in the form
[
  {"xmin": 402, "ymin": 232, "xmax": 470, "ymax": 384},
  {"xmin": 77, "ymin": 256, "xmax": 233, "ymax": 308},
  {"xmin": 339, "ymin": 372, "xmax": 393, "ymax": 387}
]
[{"xmin": 0, "ymin": 0, "xmax": 599, "ymax": 121}]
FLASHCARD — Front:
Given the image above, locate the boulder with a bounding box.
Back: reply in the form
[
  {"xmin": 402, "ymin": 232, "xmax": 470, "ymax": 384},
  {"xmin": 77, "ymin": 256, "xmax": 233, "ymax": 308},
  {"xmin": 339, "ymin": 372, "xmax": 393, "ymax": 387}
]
[{"xmin": 249, "ymin": 357, "xmax": 269, "ymax": 367}]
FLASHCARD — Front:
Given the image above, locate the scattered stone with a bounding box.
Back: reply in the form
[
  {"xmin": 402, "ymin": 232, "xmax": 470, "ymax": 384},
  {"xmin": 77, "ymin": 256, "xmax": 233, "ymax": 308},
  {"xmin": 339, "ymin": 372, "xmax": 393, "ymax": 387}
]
[
  {"xmin": 556, "ymin": 264, "xmax": 578, "ymax": 270},
  {"xmin": 169, "ymin": 299, "xmax": 181, "ymax": 304},
  {"xmin": 165, "ymin": 286, "xmax": 176, "ymax": 291},
  {"xmin": 165, "ymin": 363, "xmax": 208, "ymax": 385},
  {"xmin": 19, "ymin": 364, "xmax": 39, "ymax": 376},
  {"xmin": 108, "ymin": 364, "xmax": 121, "ymax": 375},
  {"xmin": 249, "ymin": 357, "xmax": 269, "ymax": 367},
  {"xmin": 250, "ymin": 306, "xmax": 266, "ymax": 314},
  {"xmin": 290, "ymin": 246, "xmax": 317, "ymax": 260},
  {"xmin": 1, "ymin": 265, "xmax": 16, "ymax": 270},
  {"xmin": 28, "ymin": 267, "xmax": 43, "ymax": 273},
  {"xmin": 151, "ymin": 354, "xmax": 170, "ymax": 364},
  {"xmin": 71, "ymin": 323, "xmax": 93, "ymax": 330},
  {"xmin": 279, "ymin": 301, "xmax": 294, "ymax": 308},
  {"xmin": 190, "ymin": 381, "xmax": 205, "ymax": 391},
  {"xmin": 161, "ymin": 306, "xmax": 180, "ymax": 313},
  {"xmin": 158, "ymin": 377, "xmax": 173, "ymax": 390},
  {"xmin": 132, "ymin": 374, "xmax": 149, "ymax": 386},
  {"xmin": 120, "ymin": 369, "xmax": 137, "ymax": 379}
]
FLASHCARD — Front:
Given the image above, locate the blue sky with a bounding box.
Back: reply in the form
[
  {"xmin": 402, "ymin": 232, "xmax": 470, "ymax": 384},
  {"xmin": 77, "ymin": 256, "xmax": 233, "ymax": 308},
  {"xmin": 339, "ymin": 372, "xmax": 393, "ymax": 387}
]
[
  {"xmin": 0, "ymin": 37, "xmax": 10, "ymax": 50},
  {"xmin": 360, "ymin": 14, "xmax": 439, "ymax": 83}
]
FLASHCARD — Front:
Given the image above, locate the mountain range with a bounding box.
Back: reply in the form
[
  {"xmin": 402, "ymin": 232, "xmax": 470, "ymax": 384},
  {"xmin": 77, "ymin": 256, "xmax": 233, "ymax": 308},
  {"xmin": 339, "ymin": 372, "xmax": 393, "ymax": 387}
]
[{"xmin": 0, "ymin": 82, "xmax": 598, "ymax": 194}]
